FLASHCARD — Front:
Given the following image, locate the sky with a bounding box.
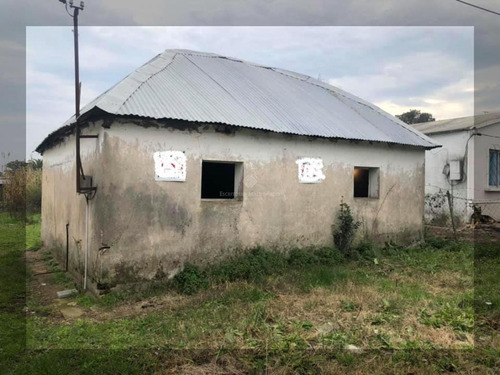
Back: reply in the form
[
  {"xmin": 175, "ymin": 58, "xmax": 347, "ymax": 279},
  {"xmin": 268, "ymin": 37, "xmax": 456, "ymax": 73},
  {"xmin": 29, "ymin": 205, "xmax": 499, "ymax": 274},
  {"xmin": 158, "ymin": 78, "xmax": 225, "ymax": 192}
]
[
  {"xmin": 26, "ymin": 26, "xmax": 473, "ymax": 159},
  {"xmin": 2, "ymin": 0, "xmax": 500, "ymax": 163}
]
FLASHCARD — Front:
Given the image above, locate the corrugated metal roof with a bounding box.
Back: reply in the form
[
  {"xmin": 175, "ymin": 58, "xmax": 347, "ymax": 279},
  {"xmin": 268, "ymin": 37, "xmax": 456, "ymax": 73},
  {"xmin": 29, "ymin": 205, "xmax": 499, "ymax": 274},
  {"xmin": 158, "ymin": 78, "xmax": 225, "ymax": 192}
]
[
  {"xmin": 38, "ymin": 49, "xmax": 439, "ymax": 152},
  {"xmin": 411, "ymin": 112, "xmax": 500, "ymax": 135}
]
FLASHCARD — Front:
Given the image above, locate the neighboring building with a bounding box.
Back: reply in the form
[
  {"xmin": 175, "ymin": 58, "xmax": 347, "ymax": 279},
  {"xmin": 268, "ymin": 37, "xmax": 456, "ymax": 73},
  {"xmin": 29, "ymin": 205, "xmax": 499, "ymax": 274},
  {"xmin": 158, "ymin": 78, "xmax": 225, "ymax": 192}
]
[
  {"xmin": 36, "ymin": 49, "xmax": 437, "ymax": 292},
  {"xmin": 412, "ymin": 112, "xmax": 500, "ymax": 224}
]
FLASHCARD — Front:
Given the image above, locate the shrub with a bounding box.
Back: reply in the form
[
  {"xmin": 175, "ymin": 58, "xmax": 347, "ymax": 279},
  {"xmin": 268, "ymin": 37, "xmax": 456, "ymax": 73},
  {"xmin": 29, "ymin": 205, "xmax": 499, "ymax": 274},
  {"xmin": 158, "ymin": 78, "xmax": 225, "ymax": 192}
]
[
  {"xmin": 425, "ymin": 235, "xmax": 464, "ymax": 252},
  {"xmin": 3, "ymin": 164, "xmax": 42, "ymax": 217},
  {"xmin": 425, "ymin": 235, "xmax": 448, "ymax": 249},
  {"xmin": 210, "ymin": 247, "xmax": 287, "ymax": 283},
  {"xmin": 287, "ymin": 248, "xmax": 319, "ymax": 266},
  {"xmin": 173, "ymin": 263, "xmax": 207, "ymax": 295},
  {"xmin": 312, "ymin": 247, "xmax": 344, "ymax": 265},
  {"xmin": 333, "ymin": 200, "xmax": 360, "ymax": 257},
  {"xmin": 26, "ymin": 166, "xmax": 42, "ymax": 213},
  {"xmin": 355, "ymin": 240, "xmax": 380, "ymax": 260}
]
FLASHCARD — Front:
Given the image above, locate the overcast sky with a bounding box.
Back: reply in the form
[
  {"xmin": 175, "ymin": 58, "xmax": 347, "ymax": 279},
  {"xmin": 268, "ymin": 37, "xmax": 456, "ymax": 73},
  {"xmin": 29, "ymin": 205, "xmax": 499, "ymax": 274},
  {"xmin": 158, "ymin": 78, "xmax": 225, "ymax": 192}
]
[
  {"xmin": 26, "ymin": 26, "xmax": 473, "ymax": 159},
  {"xmin": 2, "ymin": 0, "xmax": 500, "ymax": 162}
]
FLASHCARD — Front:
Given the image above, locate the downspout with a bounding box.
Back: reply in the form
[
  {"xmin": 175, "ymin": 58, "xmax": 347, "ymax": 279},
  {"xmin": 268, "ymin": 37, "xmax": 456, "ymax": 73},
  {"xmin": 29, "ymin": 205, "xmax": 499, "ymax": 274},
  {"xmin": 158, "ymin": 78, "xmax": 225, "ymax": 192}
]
[
  {"xmin": 84, "ymin": 195, "xmax": 89, "ymax": 290},
  {"xmin": 65, "ymin": 223, "xmax": 69, "ymax": 272}
]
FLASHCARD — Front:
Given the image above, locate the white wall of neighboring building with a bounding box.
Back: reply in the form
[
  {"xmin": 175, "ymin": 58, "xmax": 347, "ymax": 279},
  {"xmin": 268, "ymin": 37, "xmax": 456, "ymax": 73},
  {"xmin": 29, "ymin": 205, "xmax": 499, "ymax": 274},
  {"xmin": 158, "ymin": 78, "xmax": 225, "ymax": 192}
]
[
  {"xmin": 473, "ymin": 122, "xmax": 500, "ymax": 220},
  {"xmin": 423, "ymin": 121, "xmax": 500, "ymax": 223},
  {"xmin": 423, "ymin": 129, "xmax": 473, "ymax": 224}
]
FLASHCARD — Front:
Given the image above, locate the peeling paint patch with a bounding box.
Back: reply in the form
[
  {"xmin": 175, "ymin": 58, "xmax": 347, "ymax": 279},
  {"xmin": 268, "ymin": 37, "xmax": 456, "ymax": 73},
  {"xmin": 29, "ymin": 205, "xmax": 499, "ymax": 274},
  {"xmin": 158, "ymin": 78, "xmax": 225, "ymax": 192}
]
[
  {"xmin": 296, "ymin": 157, "xmax": 326, "ymax": 183},
  {"xmin": 154, "ymin": 151, "xmax": 186, "ymax": 181}
]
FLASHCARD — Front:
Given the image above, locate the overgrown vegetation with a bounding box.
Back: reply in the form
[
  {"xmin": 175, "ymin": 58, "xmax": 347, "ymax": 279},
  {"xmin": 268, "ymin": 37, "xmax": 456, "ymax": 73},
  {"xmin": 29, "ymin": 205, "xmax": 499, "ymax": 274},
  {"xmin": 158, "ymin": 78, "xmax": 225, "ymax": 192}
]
[
  {"xmin": 2, "ymin": 211, "xmax": 499, "ymax": 373},
  {"xmin": 2, "ymin": 162, "xmax": 42, "ymax": 218},
  {"xmin": 174, "ymin": 246, "xmax": 345, "ymax": 295}
]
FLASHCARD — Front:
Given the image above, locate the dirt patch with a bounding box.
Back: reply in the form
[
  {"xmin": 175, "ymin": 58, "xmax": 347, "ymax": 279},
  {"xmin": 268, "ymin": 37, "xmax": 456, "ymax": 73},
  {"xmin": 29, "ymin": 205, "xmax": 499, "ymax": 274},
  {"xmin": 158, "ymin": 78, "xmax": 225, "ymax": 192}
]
[
  {"xmin": 26, "ymin": 250, "xmax": 66, "ymax": 307},
  {"xmin": 427, "ymin": 222, "xmax": 500, "ymax": 244}
]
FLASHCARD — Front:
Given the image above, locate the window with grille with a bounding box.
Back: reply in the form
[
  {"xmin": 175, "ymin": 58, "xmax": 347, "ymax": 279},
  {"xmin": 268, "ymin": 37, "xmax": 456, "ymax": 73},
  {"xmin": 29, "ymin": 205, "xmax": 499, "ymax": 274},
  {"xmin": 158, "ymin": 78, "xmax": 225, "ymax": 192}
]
[{"xmin": 489, "ymin": 149, "xmax": 500, "ymax": 187}]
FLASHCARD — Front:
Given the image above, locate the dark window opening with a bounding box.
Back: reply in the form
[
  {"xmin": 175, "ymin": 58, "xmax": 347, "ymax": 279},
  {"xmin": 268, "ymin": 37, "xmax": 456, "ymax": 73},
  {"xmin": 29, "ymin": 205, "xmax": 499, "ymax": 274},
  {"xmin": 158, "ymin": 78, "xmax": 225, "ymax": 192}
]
[
  {"xmin": 354, "ymin": 166, "xmax": 379, "ymax": 198},
  {"xmin": 202, "ymin": 161, "xmax": 236, "ymax": 199},
  {"xmin": 354, "ymin": 167, "xmax": 370, "ymax": 197}
]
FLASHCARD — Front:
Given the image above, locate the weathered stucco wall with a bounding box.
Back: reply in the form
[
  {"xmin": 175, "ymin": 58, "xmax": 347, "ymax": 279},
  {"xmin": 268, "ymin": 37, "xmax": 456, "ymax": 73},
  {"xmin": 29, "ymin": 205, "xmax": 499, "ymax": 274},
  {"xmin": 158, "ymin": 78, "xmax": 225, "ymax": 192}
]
[
  {"xmin": 41, "ymin": 122, "xmax": 102, "ymax": 285},
  {"xmin": 42, "ymin": 118, "xmax": 425, "ymax": 290}
]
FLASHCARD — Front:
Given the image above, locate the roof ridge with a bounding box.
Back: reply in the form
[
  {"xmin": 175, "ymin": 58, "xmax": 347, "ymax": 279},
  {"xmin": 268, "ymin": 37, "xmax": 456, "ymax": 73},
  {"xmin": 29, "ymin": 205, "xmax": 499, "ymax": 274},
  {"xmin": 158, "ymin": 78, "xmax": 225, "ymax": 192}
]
[{"xmin": 119, "ymin": 52, "xmax": 180, "ymax": 111}]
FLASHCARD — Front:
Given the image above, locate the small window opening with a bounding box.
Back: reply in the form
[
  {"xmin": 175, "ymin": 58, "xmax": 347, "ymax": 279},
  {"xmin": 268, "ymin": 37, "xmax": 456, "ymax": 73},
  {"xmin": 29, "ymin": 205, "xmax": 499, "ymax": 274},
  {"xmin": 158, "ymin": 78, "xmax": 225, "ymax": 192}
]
[
  {"xmin": 489, "ymin": 149, "xmax": 500, "ymax": 187},
  {"xmin": 354, "ymin": 167, "xmax": 379, "ymax": 198},
  {"xmin": 201, "ymin": 161, "xmax": 243, "ymax": 200}
]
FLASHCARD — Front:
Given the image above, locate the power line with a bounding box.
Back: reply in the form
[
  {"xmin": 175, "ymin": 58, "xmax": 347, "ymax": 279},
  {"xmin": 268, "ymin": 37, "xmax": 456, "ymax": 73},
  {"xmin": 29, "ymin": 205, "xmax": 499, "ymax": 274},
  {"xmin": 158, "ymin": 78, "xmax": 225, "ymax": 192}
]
[{"xmin": 456, "ymin": 0, "xmax": 500, "ymax": 16}]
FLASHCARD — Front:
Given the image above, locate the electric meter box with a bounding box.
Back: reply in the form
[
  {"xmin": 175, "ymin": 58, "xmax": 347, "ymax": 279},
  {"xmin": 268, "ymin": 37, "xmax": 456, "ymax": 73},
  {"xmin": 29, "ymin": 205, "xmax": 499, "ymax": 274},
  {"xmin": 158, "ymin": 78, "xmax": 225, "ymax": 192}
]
[{"xmin": 449, "ymin": 160, "xmax": 462, "ymax": 181}]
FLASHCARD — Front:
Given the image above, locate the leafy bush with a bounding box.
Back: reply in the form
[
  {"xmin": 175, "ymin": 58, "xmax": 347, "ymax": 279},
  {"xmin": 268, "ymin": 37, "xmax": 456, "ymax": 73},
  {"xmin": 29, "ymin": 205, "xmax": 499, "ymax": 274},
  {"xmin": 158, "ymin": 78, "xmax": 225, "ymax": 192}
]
[
  {"xmin": 355, "ymin": 240, "xmax": 380, "ymax": 260},
  {"xmin": 312, "ymin": 247, "xmax": 344, "ymax": 265},
  {"xmin": 173, "ymin": 263, "xmax": 207, "ymax": 295},
  {"xmin": 333, "ymin": 200, "xmax": 360, "ymax": 257},
  {"xmin": 287, "ymin": 248, "xmax": 318, "ymax": 266},
  {"xmin": 425, "ymin": 235, "xmax": 448, "ymax": 249}
]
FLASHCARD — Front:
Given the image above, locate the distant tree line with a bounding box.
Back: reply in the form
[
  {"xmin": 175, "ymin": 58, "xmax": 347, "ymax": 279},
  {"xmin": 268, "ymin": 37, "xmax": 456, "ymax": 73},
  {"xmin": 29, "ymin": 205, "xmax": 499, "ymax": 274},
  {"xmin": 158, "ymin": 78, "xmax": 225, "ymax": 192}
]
[{"xmin": 396, "ymin": 109, "xmax": 435, "ymax": 125}]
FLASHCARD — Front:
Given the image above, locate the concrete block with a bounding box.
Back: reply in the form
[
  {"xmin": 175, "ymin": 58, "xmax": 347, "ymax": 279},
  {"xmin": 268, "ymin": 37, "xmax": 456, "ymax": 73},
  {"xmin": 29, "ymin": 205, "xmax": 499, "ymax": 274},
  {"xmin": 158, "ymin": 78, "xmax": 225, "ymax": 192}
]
[{"xmin": 57, "ymin": 289, "xmax": 78, "ymax": 299}]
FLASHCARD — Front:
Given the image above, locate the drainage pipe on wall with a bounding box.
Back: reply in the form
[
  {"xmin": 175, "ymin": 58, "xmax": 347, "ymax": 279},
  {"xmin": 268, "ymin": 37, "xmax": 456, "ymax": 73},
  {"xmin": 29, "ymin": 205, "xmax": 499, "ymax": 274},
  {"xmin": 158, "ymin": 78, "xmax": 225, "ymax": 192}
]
[
  {"xmin": 84, "ymin": 196, "xmax": 89, "ymax": 290},
  {"xmin": 65, "ymin": 223, "xmax": 69, "ymax": 272}
]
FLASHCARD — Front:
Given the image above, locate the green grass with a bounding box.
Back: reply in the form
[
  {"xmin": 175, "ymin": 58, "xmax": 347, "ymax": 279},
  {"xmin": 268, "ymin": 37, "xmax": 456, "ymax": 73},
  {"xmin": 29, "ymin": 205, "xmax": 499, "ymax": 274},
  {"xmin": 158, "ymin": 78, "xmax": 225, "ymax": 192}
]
[
  {"xmin": 0, "ymin": 212, "xmax": 26, "ymax": 369},
  {"xmin": 2, "ymin": 213, "xmax": 499, "ymax": 373},
  {"xmin": 25, "ymin": 241, "xmax": 483, "ymax": 351},
  {"xmin": 26, "ymin": 214, "xmax": 42, "ymax": 251}
]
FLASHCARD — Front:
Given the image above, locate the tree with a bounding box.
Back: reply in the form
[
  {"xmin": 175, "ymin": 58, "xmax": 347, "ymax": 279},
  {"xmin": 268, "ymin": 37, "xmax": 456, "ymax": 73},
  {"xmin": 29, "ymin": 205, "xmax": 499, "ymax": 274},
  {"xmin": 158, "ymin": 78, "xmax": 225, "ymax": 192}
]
[
  {"xmin": 396, "ymin": 109, "xmax": 435, "ymax": 124},
  {"xmin": 5, "ymin": 160, "xmax": 27, "ymax": 172},
  {"xmin": 29, "ymin": 159, "xmax": 43, "ymax": 170}
]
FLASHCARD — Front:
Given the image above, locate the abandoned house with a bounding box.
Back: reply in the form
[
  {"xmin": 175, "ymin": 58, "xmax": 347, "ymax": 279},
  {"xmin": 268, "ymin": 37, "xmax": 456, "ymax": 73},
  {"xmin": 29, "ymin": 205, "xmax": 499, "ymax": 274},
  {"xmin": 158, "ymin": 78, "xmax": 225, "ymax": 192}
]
[
  {"xmin": 36, "ymin": 49, "xmax": 438, "ymax": 292},
  {"xmin": 412, "ymin": 112, "xmax": 500, "ymax": 224}
]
